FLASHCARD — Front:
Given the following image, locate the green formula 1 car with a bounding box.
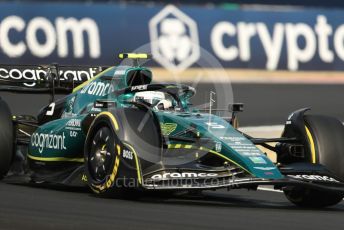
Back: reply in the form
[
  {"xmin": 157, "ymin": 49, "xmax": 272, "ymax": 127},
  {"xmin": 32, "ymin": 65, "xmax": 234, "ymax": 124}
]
[{"xmin": 1, "ymin": 53, "xmax": 344, "ymax": 207}]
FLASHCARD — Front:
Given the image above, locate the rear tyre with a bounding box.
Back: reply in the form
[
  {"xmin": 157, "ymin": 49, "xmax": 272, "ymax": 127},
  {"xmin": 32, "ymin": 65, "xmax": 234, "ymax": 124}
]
[
  {"xmin": 0, "ymin": 98, "xmax": 14, "ymax": 179},
  {"xmin": 283, "ymin": 114, "xmax": 344, "ymax": 207}
]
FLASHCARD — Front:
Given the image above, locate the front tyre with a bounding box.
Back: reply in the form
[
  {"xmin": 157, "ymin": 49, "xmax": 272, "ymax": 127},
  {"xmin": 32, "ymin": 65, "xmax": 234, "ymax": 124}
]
[
  {"xmin": 84, "ymin": 116, "xmax": 122, "ymax": 196},
  {"xmin": 282, "ymin": 113, "xmax": 344, "ymax": 207},
  {"xmin": 284, "ymin": 187, "xmax": 343, "ymax": 208}
]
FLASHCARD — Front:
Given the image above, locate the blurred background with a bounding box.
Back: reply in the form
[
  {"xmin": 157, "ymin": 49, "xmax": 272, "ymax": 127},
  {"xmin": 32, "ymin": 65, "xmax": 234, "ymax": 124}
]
[{"xmin": 1, "ymin": 0, "xmax": 344, "ymax": 126}]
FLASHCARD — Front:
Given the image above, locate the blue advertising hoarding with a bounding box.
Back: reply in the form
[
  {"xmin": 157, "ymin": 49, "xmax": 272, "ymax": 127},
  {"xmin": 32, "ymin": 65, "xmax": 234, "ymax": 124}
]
[{"xmin": 1, "ymin": 2, "xmax": 344, "ymax": 71}]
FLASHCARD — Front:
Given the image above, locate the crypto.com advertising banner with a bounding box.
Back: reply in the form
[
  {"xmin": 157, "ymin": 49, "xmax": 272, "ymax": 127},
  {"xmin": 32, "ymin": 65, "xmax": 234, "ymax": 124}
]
[{"xmin": 1, "ymin": 2, "xmax": 344, "ymax": 71}]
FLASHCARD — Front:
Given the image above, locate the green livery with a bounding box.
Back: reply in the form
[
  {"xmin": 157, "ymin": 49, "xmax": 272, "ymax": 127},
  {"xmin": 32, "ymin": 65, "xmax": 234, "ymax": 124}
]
[
  {"xmin": 28, "ymin": 64, "xmax": 282, "ymax": 180},
  {"xmin": 1, "ymin": 53, "xmax": 344, "ymax": 208}
]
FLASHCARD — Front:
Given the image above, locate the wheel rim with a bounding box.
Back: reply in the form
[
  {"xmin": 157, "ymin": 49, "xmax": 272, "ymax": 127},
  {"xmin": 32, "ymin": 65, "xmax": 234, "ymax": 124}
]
[{"xmin": 88, "ymin": 126, "xmax": 116, "ymax": 182}]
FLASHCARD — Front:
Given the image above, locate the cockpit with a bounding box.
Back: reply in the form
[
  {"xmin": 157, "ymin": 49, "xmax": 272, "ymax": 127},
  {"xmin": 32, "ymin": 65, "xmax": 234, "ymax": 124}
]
[
  {"xmin": 115, "ymin": 83, "xmax": 196, "ymax": 112},
  {"xmin": 133, "ymin": 91, "xmax": 177, "ymax": 111}
]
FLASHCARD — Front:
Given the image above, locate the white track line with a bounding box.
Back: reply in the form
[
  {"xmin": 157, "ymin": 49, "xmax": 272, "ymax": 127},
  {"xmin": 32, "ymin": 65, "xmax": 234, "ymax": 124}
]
[
  {"xmin": 258, "ymin": 186, "xmax": 283, "ymax": 193},
  {"xmin": 239, "ymin": 125, "xmax": 284, "ymax": 133},
  {"xmin": 258, "ymin": 187, "xmax": 344, "ymax": 201},
  {"xmin": 239, "ymin": 123, "xmax": 344, "ymax": 133}
]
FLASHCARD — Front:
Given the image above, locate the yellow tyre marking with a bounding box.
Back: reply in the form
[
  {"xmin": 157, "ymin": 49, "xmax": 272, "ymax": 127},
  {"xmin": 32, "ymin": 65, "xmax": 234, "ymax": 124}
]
[
  {"xmin": 97, "ymin": 149, "xmax": 121, "ymax": 191},
  {"xmin": 86, "ymin": 112, "xmax": 122, "ymax": 192},
  {"xmin": 89, "ymin": 113, "xmax": 143, "ymax": 187},
  {"xmin": 116, "ymin": 145, "xmax": 121, "ymax": 156},
  {"xmin": 305, "ymin": 126, "xmax": 317, "ymax": 164},
  {"xmin": 28, "ymin": 154, "xmax": 84, "ymax": 163},
  {"xmin": 97, "ymin": 112, "xmax": 119, "ymax": 131}
]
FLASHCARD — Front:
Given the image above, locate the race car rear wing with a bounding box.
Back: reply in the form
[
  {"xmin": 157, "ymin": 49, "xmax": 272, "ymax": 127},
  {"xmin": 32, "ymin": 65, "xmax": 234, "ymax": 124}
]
[{"xmin": 0, "ymin": 64, "xmax": 108, "ymax": 99}]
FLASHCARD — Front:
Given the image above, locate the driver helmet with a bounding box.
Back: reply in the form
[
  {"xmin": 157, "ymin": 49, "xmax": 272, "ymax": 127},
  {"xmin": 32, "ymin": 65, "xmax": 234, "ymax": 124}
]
[{"xmin": 133, "ymin": 91, "xmax": 173, "ymax": 110}]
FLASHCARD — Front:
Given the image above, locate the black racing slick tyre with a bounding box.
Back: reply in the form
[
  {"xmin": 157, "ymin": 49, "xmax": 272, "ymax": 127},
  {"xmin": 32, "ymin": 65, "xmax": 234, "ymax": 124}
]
[
  {"xmin": 304, "ymin": 115, "xmax": 344, "ymax": 180},
  {"xmin": 0, "ymin": 98, "xmax": 14, "ymax": 179},
  {"xmin": 284, "ymin": 187, "xmax": 343, "ymax": 208},
  {"xmin": 84, "ymin": 114, "xmax": 122, "ymax": 196},
  {"xmin": 84, "ymin": 108, "xmax": 162, "ymax": 196},
  {"xmin": 284, "ymin": 115, "xmax": 344, "ymax": 207}
]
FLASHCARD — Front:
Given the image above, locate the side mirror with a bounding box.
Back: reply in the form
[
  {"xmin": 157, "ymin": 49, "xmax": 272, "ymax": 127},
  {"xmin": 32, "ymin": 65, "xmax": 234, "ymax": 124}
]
[
  {"xmin": 229, "ymin": 103, "xmax": 244, "ymax": 113},
  {"xmin": 228, "ymin": 103, "xmax": 244, "ymax": 129},
  {"xmin": 94, "ymin": 100, "xmax": 116, "ymax": 109}
]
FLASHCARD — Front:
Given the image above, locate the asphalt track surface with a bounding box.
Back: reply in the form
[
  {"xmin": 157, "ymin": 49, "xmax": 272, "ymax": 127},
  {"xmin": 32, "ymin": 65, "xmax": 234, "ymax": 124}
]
[
  {"xmin": 1, "ymin": 83, "xmax": 344, "ymax": 229},
  {"xmin": 0, "ymin": 182, "xmax": 343, "ymax": 230}
]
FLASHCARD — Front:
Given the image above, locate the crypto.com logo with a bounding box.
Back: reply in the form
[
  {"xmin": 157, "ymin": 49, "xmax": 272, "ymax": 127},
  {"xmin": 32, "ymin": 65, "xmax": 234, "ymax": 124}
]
[{"xmin": 149, "ymin": 5, "xmax": 200, "ymax": 71}]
